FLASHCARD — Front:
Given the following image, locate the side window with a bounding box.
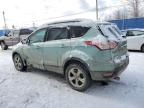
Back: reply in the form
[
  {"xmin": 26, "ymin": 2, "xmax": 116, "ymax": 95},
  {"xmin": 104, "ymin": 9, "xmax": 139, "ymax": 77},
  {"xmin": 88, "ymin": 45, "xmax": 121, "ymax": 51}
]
[
  {"xmin": 29, "ymin": 28, "xmax": 46, "ymax": 43},
  {"xmin": 70, "ymin": 26, "xmax": 90, "ymax": 38},
  {"xmin": 126, "ymin": 31, "xmax": 135, "ymax": 36},
  {"xmin": 7, "ymin": 32, "xmax": 13, "ymax": 37},
  {"xmin": 132, "ymin": 30, "xmax": 144, "ymax": 36},
  {"xmin": 47, "ymin": 28, "xmax": 68, "ymax": 41},
  {"xmin": 13, "ymin": 30, "xmax": 20, "ymax": 37}
]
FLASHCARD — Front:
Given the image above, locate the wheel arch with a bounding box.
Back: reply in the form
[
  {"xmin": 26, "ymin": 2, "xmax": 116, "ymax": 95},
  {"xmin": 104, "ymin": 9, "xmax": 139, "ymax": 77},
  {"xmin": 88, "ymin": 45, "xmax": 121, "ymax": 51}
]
[
  {"xmin": 63, "ymin": 57, "xmax": 91, "ymax": 78},
  {"xmin": 141, "ymin": 44, "xmax": 144, "ymax": 51},
  {"xmin": 12, "ymin": 52, "xmax": 27, "ymax": 66}
]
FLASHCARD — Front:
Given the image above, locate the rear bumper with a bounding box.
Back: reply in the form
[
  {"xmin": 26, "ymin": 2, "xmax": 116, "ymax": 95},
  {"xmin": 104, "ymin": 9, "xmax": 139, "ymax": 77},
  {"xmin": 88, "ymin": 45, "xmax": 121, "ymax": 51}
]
[{"xmin": 90, "ymin": 55, "xmax": 129, "ymax": 81}]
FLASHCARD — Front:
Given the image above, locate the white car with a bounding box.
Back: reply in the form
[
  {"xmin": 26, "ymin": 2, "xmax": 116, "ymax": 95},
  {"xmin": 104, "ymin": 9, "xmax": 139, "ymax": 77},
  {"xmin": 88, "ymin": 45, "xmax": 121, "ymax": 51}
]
[{"xmin": 122, "ymin": 29, "xmax": 144, "ymax": 52}]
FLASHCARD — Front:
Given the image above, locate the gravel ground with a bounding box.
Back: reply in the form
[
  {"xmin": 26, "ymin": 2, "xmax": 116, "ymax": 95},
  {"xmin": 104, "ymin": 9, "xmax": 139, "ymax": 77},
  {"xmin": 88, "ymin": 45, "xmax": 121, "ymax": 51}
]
[{"xmin": 0, "ymin": 48, "xmax": 144, "ymax": 108}]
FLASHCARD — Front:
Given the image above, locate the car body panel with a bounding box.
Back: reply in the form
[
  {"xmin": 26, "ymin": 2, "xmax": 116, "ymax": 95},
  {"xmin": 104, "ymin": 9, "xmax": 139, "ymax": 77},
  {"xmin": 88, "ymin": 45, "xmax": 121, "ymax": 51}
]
[
  {"xmin": 12, "ymin": 19, "xmax": 129, "ymax": 81},
  {"xmin": 42, "ymin": 39, "xmax": 71, "ymax": 73},
  {"xmin": 0, "ymin": 29, "xmax": 32, "ymax": 47},
  {"xmin": 127, "ymin": 35, "xmax": 144, "ymax": 50},
  {"xmin": 22, "ymin": 42, "xmax": 44, "ymax": 69},
  {"xmin": 122, "ymin": 29, "xmax": 144, "ymax": 50}
]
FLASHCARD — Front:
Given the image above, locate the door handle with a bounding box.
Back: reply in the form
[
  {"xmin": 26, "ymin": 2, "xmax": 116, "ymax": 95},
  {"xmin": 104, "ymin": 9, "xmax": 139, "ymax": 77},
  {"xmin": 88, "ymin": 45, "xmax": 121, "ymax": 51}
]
[{"xmin": 61, "ymin": 44, "xmax": 66, "ymax": 48}]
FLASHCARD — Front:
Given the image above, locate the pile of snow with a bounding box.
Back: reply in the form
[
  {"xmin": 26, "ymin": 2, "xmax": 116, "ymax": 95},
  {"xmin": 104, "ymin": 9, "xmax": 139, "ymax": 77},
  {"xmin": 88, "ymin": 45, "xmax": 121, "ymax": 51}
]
[{"xmin": 0, "ymin": 49, "xmax": 144, "ymax": 108}]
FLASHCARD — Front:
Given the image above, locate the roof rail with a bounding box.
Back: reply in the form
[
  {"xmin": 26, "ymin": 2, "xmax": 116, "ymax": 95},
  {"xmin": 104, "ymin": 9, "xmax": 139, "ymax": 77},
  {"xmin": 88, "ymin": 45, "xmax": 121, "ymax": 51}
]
[{"xmin": 46, "ymin": 18, "xmax": 91, "ymax": 25}]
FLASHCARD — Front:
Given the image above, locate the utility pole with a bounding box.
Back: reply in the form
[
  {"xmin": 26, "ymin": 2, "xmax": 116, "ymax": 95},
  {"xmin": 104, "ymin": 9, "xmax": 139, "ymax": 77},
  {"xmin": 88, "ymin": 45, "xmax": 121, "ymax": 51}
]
[
  {"xmin": 2, "ymin": 11, "xmax": 7, "ymax": 29},
  {"xmin": 96, "ymin": 0, "xmax": 98, "ymax": 20},
  {"xmin": 33, "ymin": 22, "xmax": 36, "ymax": 28}
]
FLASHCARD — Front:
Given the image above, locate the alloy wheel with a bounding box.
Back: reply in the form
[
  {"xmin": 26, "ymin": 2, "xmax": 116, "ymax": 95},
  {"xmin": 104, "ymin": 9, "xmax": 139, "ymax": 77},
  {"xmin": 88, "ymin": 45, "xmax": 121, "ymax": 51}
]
[
  {"xmin": 14, "ymin": 55, "xmax": 23, "ymax": 70},
  {"xmin": 68, "ymin": 68, "xmax": 86, "ymax": 88}
]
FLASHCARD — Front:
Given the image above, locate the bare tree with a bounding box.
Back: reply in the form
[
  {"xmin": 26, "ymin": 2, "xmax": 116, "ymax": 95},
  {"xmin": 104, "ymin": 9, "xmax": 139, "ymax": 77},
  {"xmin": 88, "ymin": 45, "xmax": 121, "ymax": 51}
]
[
  {"xmin": 104, "ymin": 0, "xmax": 144, "ymax": 20},
  {"xmin": 105, "ymin": 8, "xmax": 128, "ymax": 20},
  {"xmin": 127, "ymin": 0, "xmax": 144, "ymax": 17},
  {"xmin": 114, "ymin": 9, "xmax": 124, "ymax": 20}
]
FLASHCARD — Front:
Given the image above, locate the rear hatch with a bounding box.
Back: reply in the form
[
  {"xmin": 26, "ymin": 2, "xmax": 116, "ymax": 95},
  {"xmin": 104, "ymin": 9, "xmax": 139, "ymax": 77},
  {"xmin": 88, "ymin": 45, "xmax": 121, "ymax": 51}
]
[{"xmin": 98, "ymin": 23, "xmax": 127, "ymax": 60}]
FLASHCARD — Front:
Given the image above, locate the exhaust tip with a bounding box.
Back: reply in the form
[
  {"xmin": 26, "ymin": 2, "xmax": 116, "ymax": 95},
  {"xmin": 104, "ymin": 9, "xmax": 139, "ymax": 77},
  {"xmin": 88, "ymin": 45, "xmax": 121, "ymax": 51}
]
[{"xmin": 114, "ymin": 77, "xmax": 120, "ymax": 80}]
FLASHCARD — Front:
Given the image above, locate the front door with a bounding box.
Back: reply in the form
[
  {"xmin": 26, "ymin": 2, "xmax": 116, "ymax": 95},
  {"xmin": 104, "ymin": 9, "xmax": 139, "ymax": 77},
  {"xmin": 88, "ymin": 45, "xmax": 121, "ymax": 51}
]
[
  {"xmin": 12, "ymin": 30, "xmax": 20, "ymax": 45},
  {"xmin": 23, "ymin": 28, "xmax": 47, "ymax": 69}
]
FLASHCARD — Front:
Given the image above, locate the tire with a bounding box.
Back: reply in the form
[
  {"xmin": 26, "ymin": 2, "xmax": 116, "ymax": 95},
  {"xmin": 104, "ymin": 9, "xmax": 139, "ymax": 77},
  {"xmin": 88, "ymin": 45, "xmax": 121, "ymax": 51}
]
[
  {"xmin": 65, "ymin": 63, "xmax": 91, "ymax": 91},
  {"xmin": 13, "ymin": 54, "xmax": 26, "ymax": 71},
  {"xmin": 1, "ymin": 42, "xmax": 8, "ymax": 50},
  {"xmin": 141, "ymin": 45, "xmax": 144, "ymax": 52}
]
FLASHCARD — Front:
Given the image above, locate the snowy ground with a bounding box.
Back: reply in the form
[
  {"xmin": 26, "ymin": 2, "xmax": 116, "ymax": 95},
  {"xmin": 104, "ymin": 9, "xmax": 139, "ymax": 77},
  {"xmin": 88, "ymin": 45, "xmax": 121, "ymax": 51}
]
[{"xmin": 0, "ymin": 48, "xmax": 144, "ymax": 108}]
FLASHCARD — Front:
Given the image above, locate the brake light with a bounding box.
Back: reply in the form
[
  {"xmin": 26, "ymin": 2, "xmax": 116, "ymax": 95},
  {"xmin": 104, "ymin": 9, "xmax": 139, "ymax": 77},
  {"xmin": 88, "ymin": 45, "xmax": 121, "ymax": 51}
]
[{"xmin": 84, "ymin": 40, "xmax": 117, "ymax": 50}]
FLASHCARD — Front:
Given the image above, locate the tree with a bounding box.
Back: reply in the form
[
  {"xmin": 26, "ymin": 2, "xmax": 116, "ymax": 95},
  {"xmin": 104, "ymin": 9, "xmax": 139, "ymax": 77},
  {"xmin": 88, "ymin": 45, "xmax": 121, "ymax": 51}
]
[
  {"xmin": 127, "ymin": 0, "xmax": 144, "ymax": 17},
  {"xmin": 114, "ymin": 9, "xmax": 124, "ymax": 20}
]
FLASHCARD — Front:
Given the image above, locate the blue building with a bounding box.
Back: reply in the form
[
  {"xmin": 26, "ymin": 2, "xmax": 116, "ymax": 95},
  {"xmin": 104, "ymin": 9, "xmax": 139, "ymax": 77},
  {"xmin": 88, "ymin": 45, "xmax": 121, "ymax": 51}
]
[
  {"xmin": 110, "ymin": 17, "xmax": 144, "ymax": 30},
  {"xmin": 0, "ymin": 29, "xmax": 10, "ymax": 37}
]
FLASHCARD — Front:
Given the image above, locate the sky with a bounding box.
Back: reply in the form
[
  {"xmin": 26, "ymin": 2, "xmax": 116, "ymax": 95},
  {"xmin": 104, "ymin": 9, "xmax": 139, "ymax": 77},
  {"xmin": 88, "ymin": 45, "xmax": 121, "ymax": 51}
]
[{"xmin": 0, "ymin": 0, "xmax": 124, "ymax": 29}]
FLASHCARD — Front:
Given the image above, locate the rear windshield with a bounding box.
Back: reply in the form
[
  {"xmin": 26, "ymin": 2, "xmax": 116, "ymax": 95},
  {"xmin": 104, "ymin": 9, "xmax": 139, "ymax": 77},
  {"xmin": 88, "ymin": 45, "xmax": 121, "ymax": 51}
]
[{"xmin": 98, "ymin": 24, "xmax": 122, "ymax": 39}]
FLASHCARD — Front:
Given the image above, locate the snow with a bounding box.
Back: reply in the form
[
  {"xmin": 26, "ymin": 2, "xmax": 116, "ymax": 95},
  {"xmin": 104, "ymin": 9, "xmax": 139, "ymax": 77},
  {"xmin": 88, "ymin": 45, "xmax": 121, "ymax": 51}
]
[{"xmin": 0, "ymin": 48, "xmax": 144, "ymax": 108}]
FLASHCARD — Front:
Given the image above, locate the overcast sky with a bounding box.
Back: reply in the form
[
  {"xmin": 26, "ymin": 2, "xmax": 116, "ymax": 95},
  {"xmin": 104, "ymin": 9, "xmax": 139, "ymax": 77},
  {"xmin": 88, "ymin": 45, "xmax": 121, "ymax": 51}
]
[{"xmin": 0, "ymin": 0, "xmax": 123, "ymax": 29}]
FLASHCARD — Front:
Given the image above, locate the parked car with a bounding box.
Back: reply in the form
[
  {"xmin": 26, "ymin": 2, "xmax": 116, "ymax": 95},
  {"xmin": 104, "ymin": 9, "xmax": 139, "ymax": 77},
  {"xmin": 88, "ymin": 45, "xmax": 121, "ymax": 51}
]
[
  {"xmin": 12, "ymin": 19, "xmax": 129, "ymax": 91},
  {"xmin": 122, "ymin": 29, "xmax": 144, "ymax": 52},
  {"xmin": 0, "ymin": 28, "xmax": 33, "ymax": 50}
]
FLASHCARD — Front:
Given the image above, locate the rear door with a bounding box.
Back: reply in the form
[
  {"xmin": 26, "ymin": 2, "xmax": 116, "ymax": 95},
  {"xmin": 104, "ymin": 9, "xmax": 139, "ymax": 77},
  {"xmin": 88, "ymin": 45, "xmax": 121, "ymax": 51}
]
[{"xmin": 43, "ymin": 27, "xmax": 70, "ymax": 73}]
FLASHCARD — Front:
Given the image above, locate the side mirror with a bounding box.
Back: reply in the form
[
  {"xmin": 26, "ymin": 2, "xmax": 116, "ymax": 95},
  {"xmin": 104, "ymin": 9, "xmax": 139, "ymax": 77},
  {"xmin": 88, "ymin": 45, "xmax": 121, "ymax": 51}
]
[
  {"xmin": 4, "ymin": 33, "xmax": 8, "ymax": 36},
  {"xmin": 26, "ymin": 38, "xmax": 31, "ymax": 45},
  {"xmin": 21, "ymin": 39, "xmax": 27, "ymax": 44},
  {"xmin": 21, "ymin": 38, "xmax": 31, "ymax": 45}
]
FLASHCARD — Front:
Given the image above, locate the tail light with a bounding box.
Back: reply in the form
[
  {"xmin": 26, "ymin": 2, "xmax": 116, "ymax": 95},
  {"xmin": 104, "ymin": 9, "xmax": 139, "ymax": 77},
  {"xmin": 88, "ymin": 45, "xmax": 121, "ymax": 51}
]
[{"xmin": 84, "ymin": 39, "xmax": 118, "ymax": 50}]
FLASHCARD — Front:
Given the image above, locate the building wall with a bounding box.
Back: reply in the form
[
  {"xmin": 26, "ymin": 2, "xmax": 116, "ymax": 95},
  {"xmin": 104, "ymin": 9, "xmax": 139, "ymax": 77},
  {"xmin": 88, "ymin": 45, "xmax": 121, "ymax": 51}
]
[
  {"xmin": 110, "ymin": 17, "xmax": 144, "ymax": 30},
  {"xmin": 0, "ymin": 30, "xmax": 10, "ymax": 36}
]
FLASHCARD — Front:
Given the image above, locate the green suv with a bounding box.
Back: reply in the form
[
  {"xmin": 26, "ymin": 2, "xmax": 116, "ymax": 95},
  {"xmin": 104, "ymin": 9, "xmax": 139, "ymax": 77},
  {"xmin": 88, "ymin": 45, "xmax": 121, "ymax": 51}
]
[{"xmin": 12, "ymin": 19, "xmax": 129, "ymax": 91}]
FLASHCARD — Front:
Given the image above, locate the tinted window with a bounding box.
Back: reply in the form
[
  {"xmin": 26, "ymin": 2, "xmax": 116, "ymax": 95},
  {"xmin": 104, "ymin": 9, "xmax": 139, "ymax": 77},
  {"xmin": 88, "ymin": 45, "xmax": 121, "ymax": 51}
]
[
  {"xmin": 13, "ymin": 30, "xmax": 19, "ymax": 37},
  {"xmin": 98, "ymin": 24, "xmax": 121, "ymax": 39},
  {"xmin": 112, "ymin": 26, "xmax": 122, "ymax": 35},
  {"xmin": 99, "ymin": 25, "xmax": 119, "ymax": 39},
  {"xmin": 29, "ymin": 28, "xmax": 46, "ymax": 43},
  {"xmin": 108, "ymin": 28, "xmax": 118, "ymax": 37},
  {"xmin": 47, "ymin": 28, "xmax": 68, "ymax": 41},
  {"xmin": 70, "ymin": 26, "xmax": 90, "ymax": 38},
  {"xmin": 132, "ymin": 30, "xmax": 144, "ymax": 36},
  {"xmin": 20, "ymin": 29, "xmax": 33, "ymax": 35},
  {"xmin": 7, "ymin": 31, "xmax": 14, "ymax": 37},
  {"xmin": 126, "ymin": 31, "xmax": 135, "ymax": 36}
]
